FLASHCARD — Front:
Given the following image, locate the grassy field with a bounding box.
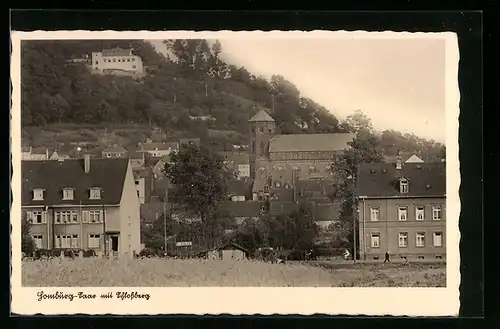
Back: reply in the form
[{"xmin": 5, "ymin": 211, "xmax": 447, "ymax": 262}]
[{"xmin": 22, "ymin": 258, "xmax": 446, "ymax": 287}]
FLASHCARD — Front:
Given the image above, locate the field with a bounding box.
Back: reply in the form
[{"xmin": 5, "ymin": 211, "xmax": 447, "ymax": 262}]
[{"xmin": 22, "ymin": 258, "xmax": 446, "ymax": 287}]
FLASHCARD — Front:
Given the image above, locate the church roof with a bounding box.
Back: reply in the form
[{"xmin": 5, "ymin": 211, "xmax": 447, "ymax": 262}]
[
  {"xmin": 249, "ymin": 109, "xmax": 275, "ymax": 122},
  {"xmin": 269, "ymin": 133, "xmax": 355, "ymax": 153}
]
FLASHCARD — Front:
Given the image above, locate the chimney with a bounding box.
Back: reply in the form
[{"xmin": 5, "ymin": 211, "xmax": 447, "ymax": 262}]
[
  {"xmin": 396, "ymin": 149, "xmax": 403, "ymax": 170},
  {"xmin": 84, "ymin": 154, "xmax": 91, "ymax": 173}
]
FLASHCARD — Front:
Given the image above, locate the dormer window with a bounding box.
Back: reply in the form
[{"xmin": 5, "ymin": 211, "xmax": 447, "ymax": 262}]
[
  {"xmin": 62, "ymin": 188, "xmax": 74, "ymax": 200},
  {"xmin": 399, "ymin": 178, "xmax": 409, "ymax": 193},
  {"xmin": 89, "ymin": 188, "xmax": 101, "ymax": 200},
  {"xmin": 33, "ymin": 188, "xmax": 45, "ymax": 201}
]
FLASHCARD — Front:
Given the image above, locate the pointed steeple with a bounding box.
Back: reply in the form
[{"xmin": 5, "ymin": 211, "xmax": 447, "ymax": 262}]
[{"xmin": 249, "ymin": 108, "xmax": 275, "ymax": 122}]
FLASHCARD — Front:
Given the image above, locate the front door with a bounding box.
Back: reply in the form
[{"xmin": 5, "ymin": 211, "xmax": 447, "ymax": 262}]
[{"xmin": 110, "ymin": 236, "xmax": 119, "ymax": 256}]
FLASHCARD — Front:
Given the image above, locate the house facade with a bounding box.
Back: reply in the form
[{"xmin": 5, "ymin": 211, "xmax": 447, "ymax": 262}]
[
  {"xmin": 91, "ymin": 48, "xmax": 144, "ymax": 74},
  {"xmin": 102, "ymin": 145, "xmax": 128, "ymax": 159},
  {"xmin": 133, "ymin": 167, "xmax": 153, "ymax": 204},
  {"xmin": 138, "ymin": 142, "xmax": 179, "ymax": 158},
  {"xmin": 356, "ymin": 158, "xmax": 446, "ymax": 261},
  {"xmin": 219, "ymin": 151, "xmax": 251, "ymax": 180},
  {"xmin": 21, "ymin": 156, "xmax": 141, "ymax": 258}
]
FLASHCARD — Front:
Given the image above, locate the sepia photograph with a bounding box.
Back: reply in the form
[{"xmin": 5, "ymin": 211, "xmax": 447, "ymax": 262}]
[{"xmin": 10, "ymin": 30, "xmax": 460, "ymax": 315}]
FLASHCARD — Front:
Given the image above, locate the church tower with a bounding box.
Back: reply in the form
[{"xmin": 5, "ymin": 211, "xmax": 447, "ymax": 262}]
[{"xmin": 248, "ymin": 107, "xmax": 275, "ymax": 179}]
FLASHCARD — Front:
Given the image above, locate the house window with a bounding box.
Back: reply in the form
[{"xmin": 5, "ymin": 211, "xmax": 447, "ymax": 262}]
[
  {"xmin": 33, "ymin": 189, "xmax": 44, "ymax": 201},
  {"xmin": 399, "ymin": 232, "xmax": 408, "ymax": 248},
  {"xmin": 63, "ymin": 189, "xmax": 74, "ymax": 200},
  {"xmin": 132, "ymin": 58, "xmax": 135, "ymax": 62},
  {"xmin": 55, "ymin": 211, "xmax": 78, "ymax": 224},
  {"xmin": 88, "ymin": 234, "xmax": 101, "ymax": 248},
  {"xmin": 89, "ymin": 210, "xmax": 102, "ymax": 223},
  {"xmin": 55, "ymin": 235, "xmax": 76, "ymax": 249},
  {"xmin": 95, "ymin": 60, "xmax": 99, "ymax": 65},
  {"xmin": 399, "ymin": 179, "xmax": 409, "ymax": 193},
  {"xmin": 415, "ymin": 206, "xmax": 425, "ymax": 221},
  {"xmin": 127, "ymin": 58, "xmax": 130, "ymax": 62},
  {"xmin": 90, "ymin": 188, "xmax": 101, "ymax": 200},
  {"xmin": 370, "ymin": 207, "xmax": 380, "ymax": 221},
  {"xmin": 432, "ymin": 206, "xmax": 442, "ymax": 220},
  {"xmin": 135, "ymin": 180, "xmax": 139, "ymax": 185},
  {"xmin": 416, "ymin": 232, "xmax": 425, "ymax": 247},
  {"xmin": 433, "ymin": 232, "xmax": 443, "ymax": 247},
  {"xmin": 371, "ymin": 233, "xmax": 380, "ymax": 248},
  {"xmin": 32, "ymin": 234, "xmax": 43, "ymax": 249},
  {"xmin": 28, "ymin": 211, "xmax": 46, "ymax": 224},
  {"xmin": 398, "ymin": 207, "xmax": 408, "ymax": 221}
]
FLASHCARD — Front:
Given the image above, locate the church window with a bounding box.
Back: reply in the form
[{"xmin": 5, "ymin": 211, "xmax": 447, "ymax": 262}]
[
  {"xmin": 260, "ymin": 141, "xmax": 265, "ymax": 156},
  {"xmin": 309, "ymin": 166, "xmax": 318, "ymax": 174}
]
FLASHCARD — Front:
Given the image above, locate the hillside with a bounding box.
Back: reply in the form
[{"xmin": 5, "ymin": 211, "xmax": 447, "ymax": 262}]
[{"xmin": 20, "ymin": 39, "xmax": 444, "ymax": 158}]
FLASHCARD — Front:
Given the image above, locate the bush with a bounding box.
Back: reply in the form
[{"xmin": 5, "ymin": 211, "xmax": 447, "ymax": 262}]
[{"xmin": 83, "ymin": 249, "xmax": 97, "ymax": 258}]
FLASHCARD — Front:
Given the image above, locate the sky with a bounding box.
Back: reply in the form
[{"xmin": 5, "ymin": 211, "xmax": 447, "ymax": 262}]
[{"xmin": 150, "ymin": 37, "xmax": 447, "ymax": 142}]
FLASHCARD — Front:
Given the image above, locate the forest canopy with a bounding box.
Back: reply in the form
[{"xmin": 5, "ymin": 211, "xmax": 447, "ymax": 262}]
[{"xmin": 20, "ymin": 39, "xmax": 444, "ymax": 158}]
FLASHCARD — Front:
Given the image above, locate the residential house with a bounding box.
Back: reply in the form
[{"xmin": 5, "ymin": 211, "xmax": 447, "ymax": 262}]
[
  {"xmin": 219, "ymin": 201, "xmax": 262, "ymax": 226},
  {"xmin": 133, "ymin": 167, "xmax": 153, "ymax": 204},
  {"xmin": 356, "ymin": 156, "xmax": 446, "ymax": 261},
  {"xmin": 21, "ymin": 156, "xmax": 141, "ymax": 258},
  {"xmin": 219, "ymin": 151, "xmax": 251, "ymax": 179},
  {"xmin": 91, "ymin": 48, "xmax": 144, "ymax": 75},
  {"xmin": 150, "ymin": 155, "xmax": 172, "ymax": 180},
  {"xmin": 48, "ymin": 150, "xmax": 70, "ymax": 161},
  {"xmin": 128, "ymin": 149, "xmax": 145, "ymax": 170},
  {"xmin": 22, "ymin": 147, "xmax": 49, "ymax": 161},
  {"xmin": 313, "ymin": 202, "xmax": 342, "ymax": 229},
  {"xmin": 226, "ymin": 178, "xmax": 253, "ymax": 201},
  {"xmin": 138, "ymin": 142, "xmax": 179, "ymax": 158},
  {"xmin": 102, "ymin": 145, "xmax": 128, "ymax": 159},
  {"xmin": 140, "ymin": 201, "xmax": 166, "ymax": 229},
  {"xmin": 206, "ymin": 243, "xmax": 248, "ymax": 260}
]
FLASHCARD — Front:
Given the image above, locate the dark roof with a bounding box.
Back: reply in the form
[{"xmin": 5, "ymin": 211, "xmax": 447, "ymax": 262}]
[
  {"xmin": 249, "ymin": 109, "xmax": 275, "ymax": 122},
  {"xmin": 314, "ymin": 202, "xmax": 342, "ymax": 222},
  {"xmin": 219, "ymin": 201, "xmax": 262, "ymax": 218},
  {"xmin": 270, "ymin": 201, "xmax": 298, "ymax": 216},
  {"xmin": 269, "ymin": 133, "xmax": 355, "ymax": 153},
  {"xmin": 22, "ymin": 158, "xmax": 129, "ymax": 206},
  {"xmin": 217, "ymin": 242, "xmax": 248, "ymax": 252},
  {"xmin": 270, "ymin": 188, "xmax": 295, "ymax": 202},
  {"xmin": 296, "ymin": 180, "xmax": 336, "ymax": 195},
  {"xmin": 133, "ymin": 167, "xmax": 151, "ymax": 179},
  {"xmin": 227, "ymin": 179, "xmax": 253, "ymax": 197},
  {"xmin": 356, "ymin": 162, "xmax": 446, "ymax": 198}
]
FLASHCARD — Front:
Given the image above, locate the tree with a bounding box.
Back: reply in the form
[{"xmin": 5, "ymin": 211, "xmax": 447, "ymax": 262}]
[
  {"xmin": 21, "ymin": 212, "xmax": 36, "ymax": 255},
  {"xmin": 331, "ymin": 111, "xmax": 385, "ymax": 252},
  {"xmin": 164, "ymin": 144, "xmax": 233, "ymax": 248}
]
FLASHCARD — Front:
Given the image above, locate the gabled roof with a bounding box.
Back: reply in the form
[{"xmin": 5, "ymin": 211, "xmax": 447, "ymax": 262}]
[
  {"xmin": 133, "ymin": 167, "xmax": 151, "ymax": 179},
  {"xmin": 356, "ymin": 162, "xmax": 446, "ymax": 198},
  {"xmin": 405, "ymin": 154, "xmax": 425, "ymax": 163},
  {"xmin": 314, "ymin": 202, "xmax": 342, "ymax": 222},
  {"xmin": 22, "ymin": 158, "xmax": 129, "ymax": 206},
  {"xmin": 103, "ymin": 145, "xmax": 128, "ymax": 154},
  {"xmin": 269, "ymin": 133, "xmax": 355, "ymax": 153},
  {"xmin": 249, "ymin": 109, "xmax": 275, "ymax": 122}
]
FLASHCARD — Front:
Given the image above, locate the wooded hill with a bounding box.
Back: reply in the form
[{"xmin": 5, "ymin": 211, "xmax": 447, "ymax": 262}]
[{"xmin": 20, "ymin": 39, "xmax": 444, "ymax": 158}]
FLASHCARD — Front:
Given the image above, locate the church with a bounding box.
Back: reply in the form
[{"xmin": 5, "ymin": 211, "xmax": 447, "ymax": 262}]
[{"xmin": 248, "ymin": 109, "xmax": 355, "ymax": 201}]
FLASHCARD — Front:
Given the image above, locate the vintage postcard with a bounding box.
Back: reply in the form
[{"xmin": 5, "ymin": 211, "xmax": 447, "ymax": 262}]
[{"xmin": 10, "ymin": 30, "xmax": 460, "ymax": 316}]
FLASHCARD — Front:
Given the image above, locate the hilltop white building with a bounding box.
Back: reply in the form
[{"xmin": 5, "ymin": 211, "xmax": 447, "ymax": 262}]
[{"xmin": 91, "ymin": 48, "xmax": 144, "ymax": 75}]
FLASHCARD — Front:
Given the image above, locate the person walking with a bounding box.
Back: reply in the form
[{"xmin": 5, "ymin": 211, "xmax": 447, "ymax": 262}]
[{"xmin": 384, "ymin": 250, "xmax": 390, "ymax": 263}]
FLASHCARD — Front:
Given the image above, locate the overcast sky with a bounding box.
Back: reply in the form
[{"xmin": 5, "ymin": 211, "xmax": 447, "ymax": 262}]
[{"xmin": 151, "ymin": 37, "xmax": 447, "ymax": 142}]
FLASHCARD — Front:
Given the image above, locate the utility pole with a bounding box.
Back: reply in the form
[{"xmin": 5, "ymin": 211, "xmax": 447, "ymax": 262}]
[{"xmin": 164, "ymin": 187, "xmax": 168, "ymax": 256}]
